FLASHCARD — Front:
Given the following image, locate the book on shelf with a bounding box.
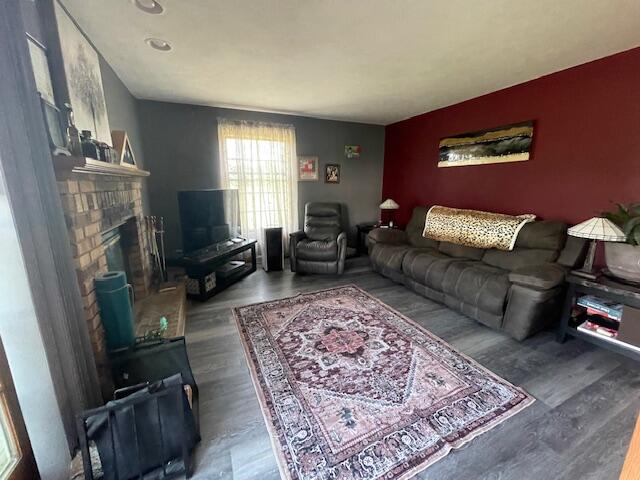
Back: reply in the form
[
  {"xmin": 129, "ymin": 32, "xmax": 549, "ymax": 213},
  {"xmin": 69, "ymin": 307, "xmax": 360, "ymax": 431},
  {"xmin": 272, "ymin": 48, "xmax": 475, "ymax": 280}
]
[
  {"xmin": 585, "ymin": 307, "xmax": 620, "ymax": 321},
  {"xmin": 585, "ymin": 312, "xmax": 620, "ymax": 330},
  {"xmin": 576, "ymin": 295, "xmax": 623, "ymax": 321},
  {"xmin": 577, "ymin": 320, "xmax": 618, "ymax": 338}
]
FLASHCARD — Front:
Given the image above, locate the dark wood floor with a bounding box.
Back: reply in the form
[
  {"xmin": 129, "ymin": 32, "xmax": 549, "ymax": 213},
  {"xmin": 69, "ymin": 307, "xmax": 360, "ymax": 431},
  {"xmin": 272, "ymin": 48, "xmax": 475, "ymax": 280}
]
[{"xmin": 184, "ymin": 258, "xmax": 640, "ymax": 479}]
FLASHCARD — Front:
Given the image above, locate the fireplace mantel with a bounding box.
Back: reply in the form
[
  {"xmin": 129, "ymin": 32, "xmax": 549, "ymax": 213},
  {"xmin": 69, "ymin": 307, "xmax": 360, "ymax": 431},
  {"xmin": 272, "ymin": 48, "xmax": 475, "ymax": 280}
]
[{"xmin": 53, "ymin": 155, "xmax": 150, "ymax": 179}]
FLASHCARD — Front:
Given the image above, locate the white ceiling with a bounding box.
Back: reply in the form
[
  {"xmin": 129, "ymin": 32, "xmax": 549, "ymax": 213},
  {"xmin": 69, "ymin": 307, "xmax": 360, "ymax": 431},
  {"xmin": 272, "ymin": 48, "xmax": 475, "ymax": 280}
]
[{"xmin": 61, "ymin": 0, "xmax": 640, "ymax": 125}]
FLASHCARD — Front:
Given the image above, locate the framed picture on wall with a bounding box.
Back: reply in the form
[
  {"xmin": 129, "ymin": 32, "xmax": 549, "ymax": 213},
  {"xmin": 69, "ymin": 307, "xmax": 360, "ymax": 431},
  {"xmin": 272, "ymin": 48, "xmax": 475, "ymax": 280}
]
[
  {"xmin": 26, "ymin": 34, "xmax": 55, "ymax": 105},
  {"xmin": 344, "ymin": 145, "xmax": 361, "ymax": 158},
  {"xmin": 438, "ymin": 121, "xmax": 534, "ymax": 167},
  {"xmin": 298, "ymin": 155, "xmax": 319, "ymax": 181},
  {"xmin": 111, "ymin": 130, "xmax": 136, "ymax": 167},
  {"xmin": 39, "ymin": 94, "xmax": 70, "ymax": 156},
  {"xmin": 325, "ymin": 164, "xmax": 340, "ymax": 184}
]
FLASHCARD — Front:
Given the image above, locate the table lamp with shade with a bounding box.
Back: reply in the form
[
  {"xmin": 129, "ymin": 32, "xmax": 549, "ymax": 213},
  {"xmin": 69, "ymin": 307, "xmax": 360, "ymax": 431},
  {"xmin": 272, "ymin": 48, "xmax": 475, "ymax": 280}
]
[
  {"xmin": 379, "ymin": 199, "xmax": 399, "ymax": 228},
  {"xmin": 567, "ymin": 216, "xmax": 627, "ymax": 279}
]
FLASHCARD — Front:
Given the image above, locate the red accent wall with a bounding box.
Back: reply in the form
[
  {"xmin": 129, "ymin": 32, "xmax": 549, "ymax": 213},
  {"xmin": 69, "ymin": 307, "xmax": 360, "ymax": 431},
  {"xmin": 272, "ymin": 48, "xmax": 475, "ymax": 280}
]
[{"xmin": 383, "ymin": 47, "xmax": 640, "ymax": 227}]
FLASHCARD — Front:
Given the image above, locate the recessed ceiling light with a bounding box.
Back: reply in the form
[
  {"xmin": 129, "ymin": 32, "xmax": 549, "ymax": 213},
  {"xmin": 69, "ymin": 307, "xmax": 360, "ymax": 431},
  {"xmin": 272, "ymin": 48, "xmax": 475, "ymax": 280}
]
[
  {"xmin": 133, "ymin": 0, "xmax": 164, "ymax": 14},
  {"xmin": 145, "ymin": 38, "xmax": 172, "ymax": 51}
]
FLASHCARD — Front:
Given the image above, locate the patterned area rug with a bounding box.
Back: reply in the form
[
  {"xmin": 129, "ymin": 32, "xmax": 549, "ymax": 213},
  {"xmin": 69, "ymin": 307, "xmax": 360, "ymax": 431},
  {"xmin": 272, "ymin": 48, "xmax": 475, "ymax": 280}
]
[{"xmin": 234, "ymin": 285, "xmax": 534, "ymax": 480}]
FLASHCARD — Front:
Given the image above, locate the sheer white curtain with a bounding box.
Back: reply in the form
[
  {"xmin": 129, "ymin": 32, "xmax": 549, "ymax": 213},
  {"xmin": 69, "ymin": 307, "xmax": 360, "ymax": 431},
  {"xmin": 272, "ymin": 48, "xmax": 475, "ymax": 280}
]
[{"xmin": 218, "ymin": 119, "xmax": 298, "ymax": 250}]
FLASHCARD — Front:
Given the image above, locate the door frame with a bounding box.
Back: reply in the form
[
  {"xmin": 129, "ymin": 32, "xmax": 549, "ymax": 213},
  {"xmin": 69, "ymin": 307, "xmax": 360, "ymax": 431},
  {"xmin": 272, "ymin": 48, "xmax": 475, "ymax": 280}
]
[{"xmin": 0, "ymin": 339, "xmax": 37, "ymax": 480}]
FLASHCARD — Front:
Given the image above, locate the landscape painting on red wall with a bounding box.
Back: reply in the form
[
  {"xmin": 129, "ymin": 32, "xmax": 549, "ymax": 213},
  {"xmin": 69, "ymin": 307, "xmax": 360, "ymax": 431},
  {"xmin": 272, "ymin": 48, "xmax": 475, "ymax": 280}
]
[{"xmin": 438, "ymin": 121, "xmax": 534, "ymax": 168}]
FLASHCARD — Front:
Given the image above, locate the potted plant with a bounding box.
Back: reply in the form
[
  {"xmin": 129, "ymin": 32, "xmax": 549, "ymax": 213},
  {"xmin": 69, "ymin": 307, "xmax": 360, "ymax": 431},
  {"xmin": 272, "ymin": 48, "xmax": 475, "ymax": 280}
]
[{"xmin": 602, "ymin": 203, "xmax": 640, "ymax": 283}]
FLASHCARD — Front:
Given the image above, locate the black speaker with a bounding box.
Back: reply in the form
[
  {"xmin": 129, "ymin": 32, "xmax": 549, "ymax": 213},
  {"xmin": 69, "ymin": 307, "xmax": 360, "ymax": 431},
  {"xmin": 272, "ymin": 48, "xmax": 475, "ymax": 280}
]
[{"xmin": 262, "ymin": 227, "xmax": 283, "ymax": 271}]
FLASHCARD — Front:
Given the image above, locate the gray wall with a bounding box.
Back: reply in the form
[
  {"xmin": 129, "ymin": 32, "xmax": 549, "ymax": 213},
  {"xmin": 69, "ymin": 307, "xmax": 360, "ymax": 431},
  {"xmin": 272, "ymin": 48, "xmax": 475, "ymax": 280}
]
[
  {"xmin": 99, "ymin": 57, "xmax": 150, "ymax": 212},
  {"xmin": 138, "ymin": 101, "xmax": 385, "ymax": 253},
  {"xmin": 99, "ymin": 58, "xmax": 146, "ymax": 171}
]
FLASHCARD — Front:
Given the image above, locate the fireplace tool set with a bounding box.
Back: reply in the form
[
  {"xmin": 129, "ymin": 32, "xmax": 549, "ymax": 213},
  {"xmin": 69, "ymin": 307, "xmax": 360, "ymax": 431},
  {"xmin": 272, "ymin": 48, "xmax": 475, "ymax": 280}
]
[{"xmin": 145, "ymin": 216, "xmax": 167, "ymax": 283}]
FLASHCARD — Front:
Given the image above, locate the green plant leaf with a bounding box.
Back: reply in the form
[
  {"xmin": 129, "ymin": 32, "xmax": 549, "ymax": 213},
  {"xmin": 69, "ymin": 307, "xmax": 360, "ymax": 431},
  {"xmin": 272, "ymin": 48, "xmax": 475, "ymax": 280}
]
[
  {"xmin": 616, "ymin": 203, "xmax": 629, "ymax": 215},
  {"xmin": 603, "ymin": 212, "xmax": 626, "ymax": 226},
  {"xmin": 633, "ymin": 227, "xmax": 640, "ymax": 247},
  {"xmin": 623, "ymin": 216, "xmax": 640, "ymax": 236}
]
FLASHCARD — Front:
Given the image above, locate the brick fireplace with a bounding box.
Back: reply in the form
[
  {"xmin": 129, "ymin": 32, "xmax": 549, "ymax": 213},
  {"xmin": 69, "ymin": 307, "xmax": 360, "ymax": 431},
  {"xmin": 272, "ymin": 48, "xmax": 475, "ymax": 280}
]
[{"xmin": 55, "ymin": 162, "xmax": 153, "ymax": 372}]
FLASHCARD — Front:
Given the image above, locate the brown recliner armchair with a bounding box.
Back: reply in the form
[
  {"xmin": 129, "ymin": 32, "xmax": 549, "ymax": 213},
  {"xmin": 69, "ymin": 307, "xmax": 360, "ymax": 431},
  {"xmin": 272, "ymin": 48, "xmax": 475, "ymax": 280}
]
[{"xmin": 289, "ymin": 202, "xmax": 347, "ymax": 274}]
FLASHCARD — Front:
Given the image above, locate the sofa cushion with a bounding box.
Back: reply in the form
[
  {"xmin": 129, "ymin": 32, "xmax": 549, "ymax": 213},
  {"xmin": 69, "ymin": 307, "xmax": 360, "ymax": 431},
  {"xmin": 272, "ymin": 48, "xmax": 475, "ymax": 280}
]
[
  {"xmin": 444, "ymin": 296, "xmax": 504, "ymax": 330},
  {"xmin": 304, "ymin": 203, "xmax": 341, "ymax": 241},
  {"xmin": 402, "ymin": 248, "xmax": 468, "ymax": 293},
  {"xmin": 557, "ymin": 236, "xmax": 588, "ymax": 268},
  {"xmin": 508, "ymin": 264, "xmax": 566, "ymax": 290},
  {"xmin": 438, "ymin": 241, "xmax": 485, "ymax": 260},
  {"xmin": 442, "ymin": 262, "xmax": 511, "ymax": 315},
  {"xmin": 482, "ymin": 248, "xmax": 559, "ymax": 271},
  {"xmin": 406, "ymin": 206, "xmax": 439, "ymax": 249},
  {"xmin": 370, "ymin": 243, "xmax": 413, "ymax": 273},
  {"xmin": 515, "ymin": 220, "xmax": 567, "ymax": 250},
  {"xmin": 296, "ymin": 238, "xmax": 337, "ymax": 262}
]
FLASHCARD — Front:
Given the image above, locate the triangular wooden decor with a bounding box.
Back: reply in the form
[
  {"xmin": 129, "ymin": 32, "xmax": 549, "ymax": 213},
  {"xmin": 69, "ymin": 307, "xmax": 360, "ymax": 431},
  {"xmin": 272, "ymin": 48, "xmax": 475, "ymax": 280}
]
[{"xmin": 111, "ymin": 130, "xmax": 136, "ymax": 168}]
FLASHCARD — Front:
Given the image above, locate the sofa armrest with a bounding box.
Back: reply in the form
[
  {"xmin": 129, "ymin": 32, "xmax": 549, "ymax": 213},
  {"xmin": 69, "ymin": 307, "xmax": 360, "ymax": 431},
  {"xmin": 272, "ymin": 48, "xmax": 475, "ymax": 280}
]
[
  {"xmin": 368, "ymin": 228, "xmax": 407, "ymax": 245},
  {"xmin": 289, "ymin": 231, "xmax": 306, "ymax": 272},
  {"xmin": 508, "ymin": 264, "xmax": 567, "ymax": 290}
]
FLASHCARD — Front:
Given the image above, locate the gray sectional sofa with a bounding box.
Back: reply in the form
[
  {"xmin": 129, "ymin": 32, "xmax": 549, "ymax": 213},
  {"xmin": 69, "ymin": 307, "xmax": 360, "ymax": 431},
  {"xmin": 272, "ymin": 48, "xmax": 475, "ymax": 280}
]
[{"xmin": 368, "ymin": 206, "xmax": 587, "ymax": 340}]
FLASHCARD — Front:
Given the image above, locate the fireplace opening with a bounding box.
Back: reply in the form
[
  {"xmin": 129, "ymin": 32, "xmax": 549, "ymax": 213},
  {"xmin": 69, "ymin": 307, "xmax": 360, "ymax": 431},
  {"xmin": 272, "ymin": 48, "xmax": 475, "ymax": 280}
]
[{"xmin": 101, "ymin": 224, "xmax": 133, "ymax": 283}]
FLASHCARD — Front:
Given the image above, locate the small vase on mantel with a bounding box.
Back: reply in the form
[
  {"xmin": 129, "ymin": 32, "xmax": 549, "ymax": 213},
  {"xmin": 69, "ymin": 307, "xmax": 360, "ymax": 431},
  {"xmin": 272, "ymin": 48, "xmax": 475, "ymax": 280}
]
[
  {"xmin": 63, "ymin": 103, "xmax": 82, "ymax": 157},
  {"xmin": 80, "ymin": 130, "xmax": 99, "ymax": 160}
]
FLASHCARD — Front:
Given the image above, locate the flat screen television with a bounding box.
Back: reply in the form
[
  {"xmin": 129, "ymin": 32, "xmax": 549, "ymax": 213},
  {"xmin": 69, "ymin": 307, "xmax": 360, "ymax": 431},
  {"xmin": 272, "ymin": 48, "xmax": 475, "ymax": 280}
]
[{"xmin": 178, "ymin": 189, "xmax": 240, "ymax": 253}]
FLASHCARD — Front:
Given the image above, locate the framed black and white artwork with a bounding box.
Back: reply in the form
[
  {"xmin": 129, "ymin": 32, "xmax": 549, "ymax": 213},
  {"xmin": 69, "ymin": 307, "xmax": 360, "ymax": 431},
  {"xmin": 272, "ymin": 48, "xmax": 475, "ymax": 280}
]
[{"xmin": 54, "ymin": 2, "xmax": 111, "ymax": 144}]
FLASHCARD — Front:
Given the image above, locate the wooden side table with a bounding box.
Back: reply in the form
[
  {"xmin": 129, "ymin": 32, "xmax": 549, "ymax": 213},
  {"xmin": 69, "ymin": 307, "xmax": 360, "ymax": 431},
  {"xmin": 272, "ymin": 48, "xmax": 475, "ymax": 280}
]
[
  {"xmin": 557, "ymin": 273, "xmax": 640, "ymax": 361},
  {"xmin": 356, "ymin": 222, "xmax": 378, "ymax": 255}
]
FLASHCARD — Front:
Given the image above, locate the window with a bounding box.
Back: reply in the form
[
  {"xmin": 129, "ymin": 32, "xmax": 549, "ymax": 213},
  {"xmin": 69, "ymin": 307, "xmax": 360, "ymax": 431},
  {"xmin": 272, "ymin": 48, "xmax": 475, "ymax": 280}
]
[{"xmin": 218, "ymin": 120, "xmax": 298, "ymax": 243}]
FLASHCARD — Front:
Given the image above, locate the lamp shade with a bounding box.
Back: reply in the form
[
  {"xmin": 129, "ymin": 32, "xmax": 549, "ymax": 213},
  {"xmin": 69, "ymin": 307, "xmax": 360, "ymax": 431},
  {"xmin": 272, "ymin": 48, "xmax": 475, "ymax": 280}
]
[
  {"xmin": 379, "ymin": 199, "xmax": 399, "ymax": 210},
  {"xmin": 567, "ymin": 217, "xmax": 626, "ymax": 241}
]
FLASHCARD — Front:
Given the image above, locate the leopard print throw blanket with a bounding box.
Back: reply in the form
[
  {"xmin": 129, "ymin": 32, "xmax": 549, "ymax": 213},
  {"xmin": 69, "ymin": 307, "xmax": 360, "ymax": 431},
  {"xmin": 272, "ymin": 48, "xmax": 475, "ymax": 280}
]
[{"xmin": 422, "ymin": 206, "xmax": 536, "ymax": 251}]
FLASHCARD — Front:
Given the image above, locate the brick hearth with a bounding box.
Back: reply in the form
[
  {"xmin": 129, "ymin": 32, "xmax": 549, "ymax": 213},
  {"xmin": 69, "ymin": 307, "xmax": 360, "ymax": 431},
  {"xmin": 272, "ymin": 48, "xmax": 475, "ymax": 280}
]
[{"xmin": 56, "ymin": 173, "xmax": 152, "ymax": 372}]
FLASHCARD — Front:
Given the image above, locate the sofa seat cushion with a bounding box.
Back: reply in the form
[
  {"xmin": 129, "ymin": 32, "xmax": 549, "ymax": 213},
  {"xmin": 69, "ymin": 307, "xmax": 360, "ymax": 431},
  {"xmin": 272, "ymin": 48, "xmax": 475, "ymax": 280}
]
[
  {"xmin": 402, "ymin": 248, "xmax": 468, "ymax": 293},
  {"xmin": 296, "ymin": 238, "xmax": 337, "ymax": 262},
  {"xmin": 370, "ymin": 243, "xmax": 413, "ymax": 273},
  {"xmin": 442, "ymin": 262, "xmax": 511, "ymax": 315},
  {"xmin": 508, "ymin": 264, "xmax": 566, "ymax": 290}
]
